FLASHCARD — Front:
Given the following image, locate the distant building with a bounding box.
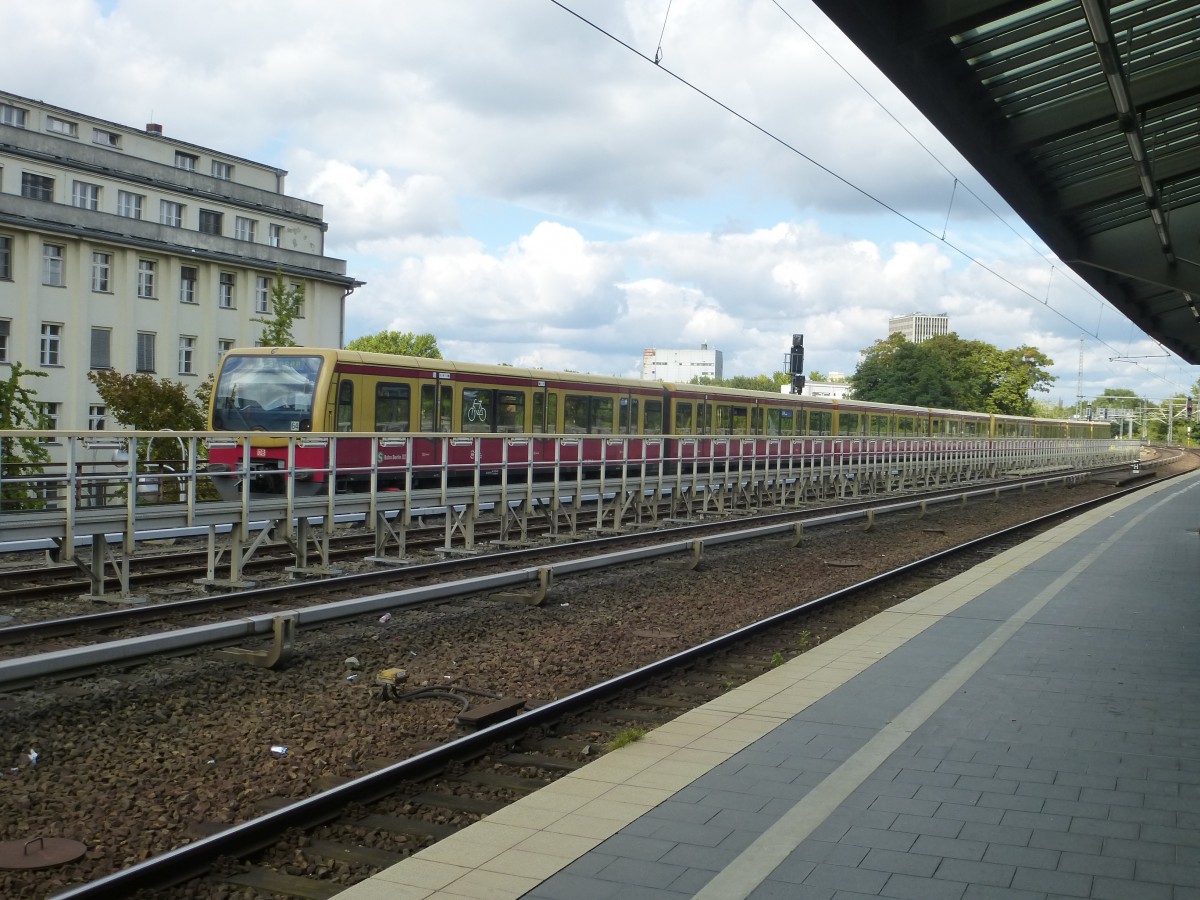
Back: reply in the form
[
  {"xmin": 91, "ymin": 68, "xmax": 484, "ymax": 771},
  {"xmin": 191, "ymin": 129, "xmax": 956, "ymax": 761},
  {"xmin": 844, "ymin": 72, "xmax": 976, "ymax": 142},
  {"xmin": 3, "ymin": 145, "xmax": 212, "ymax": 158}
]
[
  {"xmin": 642, "ymin": 344, "xmax": 722, "ymax": 382},
  {"xmin": 784, "ymin": 379, "xmax": 851, "ymax": 400},
  {"xmin": 888, "ymin": 313, "xmax": 949, "ymax": 343}
]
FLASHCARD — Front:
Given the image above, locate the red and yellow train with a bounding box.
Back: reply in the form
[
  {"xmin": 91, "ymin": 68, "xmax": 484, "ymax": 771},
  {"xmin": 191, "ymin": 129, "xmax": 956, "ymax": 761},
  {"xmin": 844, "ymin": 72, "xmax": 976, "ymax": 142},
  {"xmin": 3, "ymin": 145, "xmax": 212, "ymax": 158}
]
[{"xmin": 206, "ymin": 347, "xmax": 1108, "ymax": 496}]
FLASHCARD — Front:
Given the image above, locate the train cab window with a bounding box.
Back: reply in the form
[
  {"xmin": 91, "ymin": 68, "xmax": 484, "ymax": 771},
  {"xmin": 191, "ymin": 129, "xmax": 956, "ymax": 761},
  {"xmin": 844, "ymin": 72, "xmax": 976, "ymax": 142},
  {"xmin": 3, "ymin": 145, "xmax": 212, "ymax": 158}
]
[
  {"xmin": 589, "ymin": 396, "xmax": 614, "ymax": 433},
  {"xmin": 618, "ymin": 397, "xmax": 638, "ymax": 434},
  {"xmin": 374, "ymin": 383, "xmax": 411, "ymax": 432},
  {"xmin": 461, "ymin": 388, "xmax": 494, "ymax": 433},
  {"xmin": 644, "ymin": 399, "xmax": 663, "ymax": 434},
  {"xmin": 810, "ymin": 409, "xmax": 832, "ymax": 435},
  {"xmin": 335, "ymin": 380, "xmax": 354, "ymax": 432},
  {"xmin": 675, "ymin": 401, "xmax": 693, "ymax": 434},
  {"xmin": 496, "ymin": 391, "xmax": 524, "ymax": 433},
  {"xmin": 564, "ymin": 395, "xmax": 589, "ymax": 434}
]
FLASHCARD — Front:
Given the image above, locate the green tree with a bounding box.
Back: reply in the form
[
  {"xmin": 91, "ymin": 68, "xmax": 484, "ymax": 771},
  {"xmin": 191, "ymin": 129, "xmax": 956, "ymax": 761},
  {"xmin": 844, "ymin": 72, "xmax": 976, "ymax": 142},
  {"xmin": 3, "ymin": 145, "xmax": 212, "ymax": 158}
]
[
  {"xmin": 0, "ymin": 362, "xmax": 51, "ymax": 510},
  {"xmin": 693, "ymin": 372, "xmax": 790, "ymax": 392},
  {"xmin": 346, "ymin": 330, "xmax": 442, "ymax": 358},
  {"xmin": 850, "ymin": 333, "xmax": 1056, "ymax": 414},
  {"xmin": 88, "ymin": 370, "xmax": 207, "ymax": 431},
  {"xmin": 253, "ymin": 271, "xmax": 305, "ymax": 347}
]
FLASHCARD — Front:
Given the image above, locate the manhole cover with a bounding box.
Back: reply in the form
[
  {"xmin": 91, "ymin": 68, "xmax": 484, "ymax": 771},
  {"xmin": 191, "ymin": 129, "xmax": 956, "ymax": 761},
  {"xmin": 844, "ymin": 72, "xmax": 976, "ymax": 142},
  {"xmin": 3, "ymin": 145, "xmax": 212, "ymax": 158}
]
[{"xmin": 0, "ymin": 836, "xmax": 87, "ymax": 870}]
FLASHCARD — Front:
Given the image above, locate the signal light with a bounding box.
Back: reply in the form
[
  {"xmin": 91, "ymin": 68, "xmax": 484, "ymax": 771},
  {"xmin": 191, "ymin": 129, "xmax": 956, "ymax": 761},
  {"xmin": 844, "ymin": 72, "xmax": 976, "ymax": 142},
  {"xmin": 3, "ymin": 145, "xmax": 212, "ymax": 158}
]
[{"xmin": 1188, "ymin": 397, "xmax": 1195, "ymax": 419}]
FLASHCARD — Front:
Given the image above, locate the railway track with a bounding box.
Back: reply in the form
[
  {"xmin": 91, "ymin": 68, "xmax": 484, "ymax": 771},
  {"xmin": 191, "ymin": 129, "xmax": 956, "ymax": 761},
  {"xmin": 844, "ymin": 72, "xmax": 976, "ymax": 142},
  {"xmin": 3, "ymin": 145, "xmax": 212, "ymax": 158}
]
[
  {"xmin": 0, "ymin": 468, "xmax": 1143, "ymax": 667},
  {"xmin": 8, "ymin": 456, "xmax": 1191, "ymax": 900}
]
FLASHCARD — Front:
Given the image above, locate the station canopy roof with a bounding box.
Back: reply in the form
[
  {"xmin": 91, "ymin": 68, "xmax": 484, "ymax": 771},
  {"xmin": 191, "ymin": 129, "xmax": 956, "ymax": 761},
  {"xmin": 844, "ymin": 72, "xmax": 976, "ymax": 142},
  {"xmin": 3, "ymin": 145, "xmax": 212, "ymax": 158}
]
[{"xmin": 811, "ymin": 0, "xmax": 1200, "ymax": 363}]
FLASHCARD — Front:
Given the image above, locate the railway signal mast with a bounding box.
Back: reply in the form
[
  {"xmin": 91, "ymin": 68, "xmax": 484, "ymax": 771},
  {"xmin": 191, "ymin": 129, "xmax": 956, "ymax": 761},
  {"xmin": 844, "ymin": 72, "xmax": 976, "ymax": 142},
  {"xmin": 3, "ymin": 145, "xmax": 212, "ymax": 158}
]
[{"xmin": 785, "ymin": 334, "xmax": 806, "ymax": 394}]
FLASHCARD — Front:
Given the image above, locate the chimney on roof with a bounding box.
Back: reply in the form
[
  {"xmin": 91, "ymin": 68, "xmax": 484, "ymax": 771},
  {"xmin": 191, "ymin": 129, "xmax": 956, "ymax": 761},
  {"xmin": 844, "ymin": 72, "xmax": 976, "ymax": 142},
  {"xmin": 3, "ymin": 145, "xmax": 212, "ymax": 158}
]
[{"xmin": 146, "ymin": 123, "xmax": 163, "ymax": 135}]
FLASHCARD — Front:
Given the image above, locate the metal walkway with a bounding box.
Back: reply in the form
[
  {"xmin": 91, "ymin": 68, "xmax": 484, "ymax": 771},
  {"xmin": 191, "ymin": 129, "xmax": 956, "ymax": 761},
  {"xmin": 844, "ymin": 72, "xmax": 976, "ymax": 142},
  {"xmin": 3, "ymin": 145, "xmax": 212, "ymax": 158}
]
[{"xmin": 335, "ymin": 470, "xmax": 1200, "ymax": 899}]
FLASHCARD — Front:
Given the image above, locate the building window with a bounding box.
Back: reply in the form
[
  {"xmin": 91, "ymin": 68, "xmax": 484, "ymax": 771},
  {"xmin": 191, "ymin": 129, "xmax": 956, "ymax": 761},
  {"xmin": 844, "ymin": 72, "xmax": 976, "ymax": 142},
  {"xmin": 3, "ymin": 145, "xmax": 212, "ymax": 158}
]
[
  {"xmin": 0, "ymin": 235, "xmax": 10, "ymax": 280},
  {"xmin": 175, "ymin": 151, "xmax": 197, "ymax": 171},
  {"xmin": 137, "ymin": 259, "xmax": 156, "ymax": 298},
  {"xmin": 136, "ymin": 332, "xmax": 156, "ymax": 373},
  {"xmin": 22, "ymin": 172, "xmax": 54, "ymax": 201},
  {"xmin": 41, "ymin": 323, "xmax": 62, "ymax": 366},
  {"xmin": 92, "ymin": 128, "xmax": 120, "ymax": 148},
  {"xmin": 291, "ymin": 283, "xmax": 305, "ymax": 318},
  {"xmin": 90, "ymin": 327, "xmax": 111, "ymax": 369},
  {"xmin": 89, "ymin": 404, "xmax": 107, "ymax": 430},
  {"xmin": 219, "ymin": 272, "xmax": 235, "ymax": 308},
  {"xmin": 0, "ymin": 103, "xmax": 27, "ymax": 127},
  {"xmin": 235, "ymin": 216, "xmax": 256, "ymax": 242},
  {"xmin": 269, "ymin": 224, "xmax": 282, "ymax": 247},
  {"xmin": 0, "ymin": 319, "xmax": 9, "ymax": 363},
  {"xmin": 37, "ymin": 402, "xmax": 61, "ymax": 443},
  {"xmin": 255, "ymin": 275, "xmax": 271, "ymax": 313},
  {"xmin": 211, "ymin": 160, "xmax": 232, "ymax": 180},
  {"xmin": 91, "ymin": 252, "xmax": 112, "ymax": 292},
  {"xmin": 42, "ymin": 244, "xmax": 65, "ymax": 287},
  {"xmin": 160, "ymin": 200, "xmax": 183, "ymax": 227},
  {"xmin": 46, "ymin": 116, "xmax": 78, "ymax": 137},
  {"xmin": 180, "ymin": 266, "xmax": 198, "ymax": 304},
  {"xmin": 198, "ymin": 209, "xmax": 223, "ymax": 235},
  {"xmin": 117, "ymin": 190, "xmax": 143, "ymax": 219},
  {"xmin": 218, "ymin": 339, "xmax": 234, "ymax": 363},
  {"xmin": 72, "ymin": 180, "xmax": 100, "ymax": 210},
  {"xmin": 178, "ymin": 336, "xmax": 196, "ymax": 375}
]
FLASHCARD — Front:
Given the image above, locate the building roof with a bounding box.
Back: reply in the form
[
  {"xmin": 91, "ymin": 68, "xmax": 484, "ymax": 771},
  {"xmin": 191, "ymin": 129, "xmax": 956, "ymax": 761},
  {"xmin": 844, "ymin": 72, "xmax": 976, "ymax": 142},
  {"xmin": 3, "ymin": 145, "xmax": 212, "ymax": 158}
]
[{"xmin": 810, "ymin": 0, "xmax": 1200, "ymax": 363}]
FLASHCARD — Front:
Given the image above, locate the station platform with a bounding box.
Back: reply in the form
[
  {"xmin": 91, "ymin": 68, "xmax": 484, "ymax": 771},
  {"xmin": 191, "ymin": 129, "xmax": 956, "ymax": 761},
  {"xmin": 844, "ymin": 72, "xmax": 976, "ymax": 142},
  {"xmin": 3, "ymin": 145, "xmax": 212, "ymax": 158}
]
[{"xmin": 336, "ymin": 470, "xmax": 1200, "ymax": 900}]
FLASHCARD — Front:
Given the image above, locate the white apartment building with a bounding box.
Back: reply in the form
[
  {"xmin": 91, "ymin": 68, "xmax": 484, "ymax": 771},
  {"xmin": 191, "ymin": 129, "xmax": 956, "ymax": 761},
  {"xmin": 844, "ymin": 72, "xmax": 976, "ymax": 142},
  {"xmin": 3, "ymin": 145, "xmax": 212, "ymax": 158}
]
[
  {"xmin": 888, "ymin": 313, "xmax": 949, "ymax": 343},
  {"xmin": 641, "ymin": 344, "xmax": 723, "ymax": 382},
  {"xmin": 0, "ymin": 90, "xmax": 361, "ymax": 442}
]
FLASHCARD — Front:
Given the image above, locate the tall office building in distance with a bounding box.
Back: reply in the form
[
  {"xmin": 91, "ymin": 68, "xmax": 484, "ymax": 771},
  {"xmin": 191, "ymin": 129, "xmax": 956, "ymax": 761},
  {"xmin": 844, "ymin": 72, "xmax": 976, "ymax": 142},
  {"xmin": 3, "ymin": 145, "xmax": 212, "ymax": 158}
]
[{"xmin": 888, "ymin": 313, "xmax": 949, "ymax": 343}]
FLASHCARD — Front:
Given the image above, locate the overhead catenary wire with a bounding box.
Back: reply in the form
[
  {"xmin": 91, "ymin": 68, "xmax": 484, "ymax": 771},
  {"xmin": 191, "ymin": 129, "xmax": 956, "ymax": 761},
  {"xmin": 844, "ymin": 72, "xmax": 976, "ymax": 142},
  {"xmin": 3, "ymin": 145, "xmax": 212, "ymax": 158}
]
[{"xmin": 547, "ymin": 0, "xmax": 1190, "ymax": 394}]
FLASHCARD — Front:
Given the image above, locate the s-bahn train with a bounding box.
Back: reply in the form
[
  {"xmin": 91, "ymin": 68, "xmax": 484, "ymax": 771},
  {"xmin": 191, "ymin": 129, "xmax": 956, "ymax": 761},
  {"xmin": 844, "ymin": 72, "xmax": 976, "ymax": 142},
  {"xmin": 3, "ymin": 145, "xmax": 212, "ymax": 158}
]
[{"xmin": 206, "ymin": 347, "xmax": 1108, "ymax": 497}]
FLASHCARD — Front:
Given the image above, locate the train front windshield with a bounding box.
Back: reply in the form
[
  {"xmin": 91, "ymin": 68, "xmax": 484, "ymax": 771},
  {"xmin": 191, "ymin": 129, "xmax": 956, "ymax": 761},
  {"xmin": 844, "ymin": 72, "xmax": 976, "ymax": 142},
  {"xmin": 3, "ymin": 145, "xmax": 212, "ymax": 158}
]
[{"xmin": 212, "ymin": 354, "xmax": 323, "ymax": 433}]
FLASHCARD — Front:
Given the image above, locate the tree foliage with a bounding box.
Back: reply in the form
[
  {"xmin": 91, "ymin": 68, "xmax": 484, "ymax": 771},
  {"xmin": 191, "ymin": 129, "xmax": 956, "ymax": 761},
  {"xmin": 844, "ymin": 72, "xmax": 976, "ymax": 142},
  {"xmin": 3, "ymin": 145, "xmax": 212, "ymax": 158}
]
[
  {"xmin": 253, "ymin": 271, "xmax": 305, "ymax": 347},
  {"xmin": 88, "ymin": 370, "xmax": 207, "ymax": 431},
  {"xmin": 693, "ymin": 372, "xmax": 790, "ymax": 392},
  {"xmin": 849, "ymin": 333, "xmax": 1056, "ymax": 415},
  {"xmin": 0, "ymin": 362, "xmax": 51, "ymax": 509},
  {"xmin": 345, "ymin": 330, "xmax": 442, "ymax": 358}
]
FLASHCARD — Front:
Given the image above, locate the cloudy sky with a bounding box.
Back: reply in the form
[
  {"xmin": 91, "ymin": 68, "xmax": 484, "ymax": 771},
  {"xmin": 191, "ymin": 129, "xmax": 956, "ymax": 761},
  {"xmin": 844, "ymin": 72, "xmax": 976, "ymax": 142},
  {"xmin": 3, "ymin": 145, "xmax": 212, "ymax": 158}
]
[{"xmin": 5, "ymin": 0, "xmax": 1196, "ymax": 406}]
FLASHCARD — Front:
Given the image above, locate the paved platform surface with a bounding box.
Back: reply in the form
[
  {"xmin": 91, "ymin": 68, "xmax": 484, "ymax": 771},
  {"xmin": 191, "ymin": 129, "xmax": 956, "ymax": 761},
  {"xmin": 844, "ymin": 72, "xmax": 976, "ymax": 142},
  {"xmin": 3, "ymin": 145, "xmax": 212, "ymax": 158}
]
[{"xmin": 337, "ymin": 471, "xmax": 1200, "ymax": 900}]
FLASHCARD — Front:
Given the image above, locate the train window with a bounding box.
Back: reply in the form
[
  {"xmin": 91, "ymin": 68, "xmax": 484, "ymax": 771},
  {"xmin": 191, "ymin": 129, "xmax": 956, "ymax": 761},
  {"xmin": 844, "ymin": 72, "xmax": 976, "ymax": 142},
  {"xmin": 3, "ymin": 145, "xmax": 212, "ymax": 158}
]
[
  {"xmin": 496, "ymin": 391, "xmax": 524, "ymax": 433},
  {"xmin": 869, "ymin": 414, "xmax": 890, "ymax": 435},
  {"xmin": 700, "ymin": 402, "xmax": 713, "ymax": 435},
  {"xmin": 731, "ymin": 406, "xmax": 748, "ymax": 434},
  {"xmin": 531, "ymin": 392, "xmax": 557, "ymax": 433},
  {"xmin": 618, "ymin": 397, "xmax": 639, "ymax": 434},
  {"xmin": 779, "ymin": 408, "xmax": 795, "ymax": 436},
  {"xmin": 839, "ymin": 412, "xmax": 861, "ymax": 436},
  {"xmin": 810, "ymin": 409, "xmax": 832, "ymax": 435},
  {"xmin": 461, "ymin": 388, "xmax": 494, "ymax": 433},
  {"xmin": 675, "ymin": 401, "xmax": 693, "ymax": 434},
  {"xmin": 766, "ymin": 408, "xmax": 781, "ymax": 435},
  {"xmin": 644, "ymin": 399, "xmax": 663, "ymax": 434},
  {"xmin": 789, "ymin": 408, "xmax": 804, "ymax": 435},
  {"xmin": 374, "ymin": 383, "xmax": 411, "ymax": 432},
  {"xmin": 419, "ymin": 384, "xmax": 453, "ymax": 432},
  {"xmin": 715, "ymin": 405, "xmax": 731, "ymax": 434},
  {"xmin": 895, "ymin": 415, "xmax": 915, "ymax": 436},
  {"xmin": 336, "ymin": 380, "xmax": 354, "ymax": 432},
  {"xmin": 564, "ymin": 395, "xmax": 589, "ymax": 434},
  {"xmin": 589, "ymin": 396, "xmax": 614, "ymax": 433}
]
